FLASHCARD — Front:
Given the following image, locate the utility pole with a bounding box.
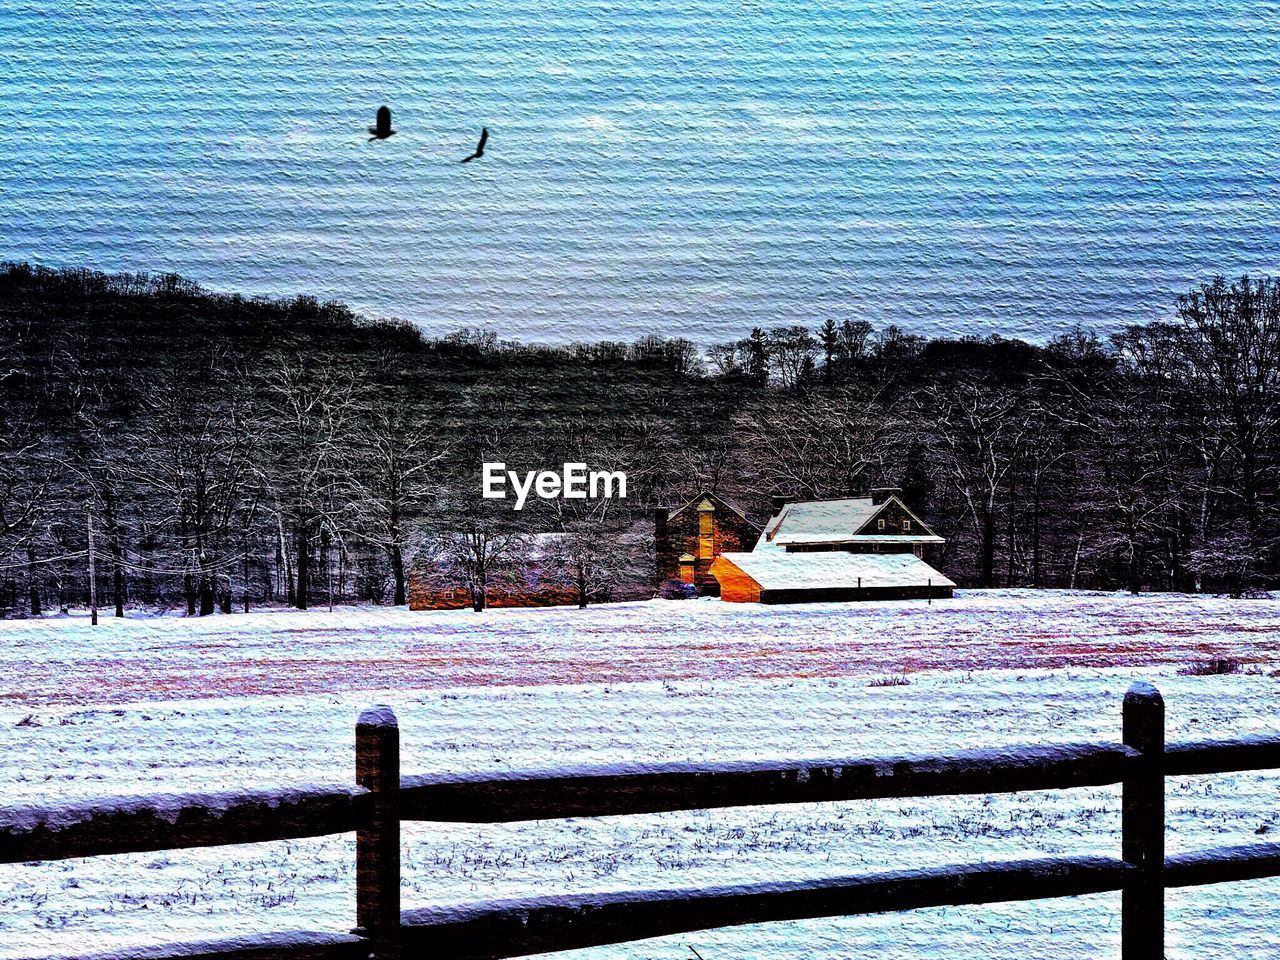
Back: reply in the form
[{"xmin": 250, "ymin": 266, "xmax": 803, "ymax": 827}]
[{"xmin": 87, "ymin": 506, "xmax": 98, "ymax": 626}]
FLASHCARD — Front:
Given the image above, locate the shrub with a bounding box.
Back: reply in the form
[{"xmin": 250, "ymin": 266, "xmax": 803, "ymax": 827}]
[
  {"xmin": 1177, "ymin": 657, "xmax": 1243, "ymax": 677},
  {"xmin": 869, "ymin": 673, "xmax": 912, "ymax": 687},
  {"xmin": 658, "ymin": 579, "xmax": 698, "ymax": 600}
]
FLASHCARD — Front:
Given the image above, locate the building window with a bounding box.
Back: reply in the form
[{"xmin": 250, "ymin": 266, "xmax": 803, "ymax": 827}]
[
  {"xmin": 699, "ymin": 508, "xmax": 714, "ymax": 558},
  {"xmin": 877, "ymin": 519, "xmax": 885, "ymax": 531},
  {"xmin": 903, "ymin": 519, "xmax": 912, "ymax": 531}
]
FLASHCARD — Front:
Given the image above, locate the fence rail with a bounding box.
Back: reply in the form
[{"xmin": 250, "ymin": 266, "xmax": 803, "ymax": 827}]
[
  {"xmin": 8, "ymin": 682, "xmax": 1280, "ymax": 960},
  {"xmin": 0, "ymin": 784, "xmax": 367, "ymax": 864}
]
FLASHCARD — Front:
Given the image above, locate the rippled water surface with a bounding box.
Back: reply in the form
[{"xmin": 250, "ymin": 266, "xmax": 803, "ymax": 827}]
[{"xmin": 1, "ymin": 1, "xmax": 1277, "ymax": 342}]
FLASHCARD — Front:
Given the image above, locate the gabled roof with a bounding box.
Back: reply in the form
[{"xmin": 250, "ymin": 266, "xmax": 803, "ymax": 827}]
[
  {"xmin": 713, "ymin": 551, "xmax": 955, "ymax": 591},
  {"xmin": 667, "ymin": 490, "xmax": 759, "ymax": 530},
  {"xmin": 756, "ymin": 495, "xmax": 941, "ymax": 550}
]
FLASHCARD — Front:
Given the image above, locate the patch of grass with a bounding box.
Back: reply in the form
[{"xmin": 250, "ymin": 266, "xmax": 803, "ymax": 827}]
[
  {"xmin": 1177, "ymin": 656, "xmax": 1243, "ymax": 677},
  {"xmin": 869, "ymin": 673, "xmax": 912, "ymax": 687}
]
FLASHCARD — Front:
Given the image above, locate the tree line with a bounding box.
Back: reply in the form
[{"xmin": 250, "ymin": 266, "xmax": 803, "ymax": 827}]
[{"xmin": 0, "ymin": 262, "xmax": 1275, "ymax": 616}]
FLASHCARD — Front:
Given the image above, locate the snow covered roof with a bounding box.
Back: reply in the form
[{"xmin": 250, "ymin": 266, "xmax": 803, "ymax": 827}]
[
  {"xmin": 757, "ymin": 496, "xmax": 942, "ymax": 550},
  {"xmin": 714, "ymin": 551, "xmax": 956, "ymax": 591}
]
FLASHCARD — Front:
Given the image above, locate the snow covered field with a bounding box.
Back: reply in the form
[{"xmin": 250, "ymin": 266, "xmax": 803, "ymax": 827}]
[
  {"xmin": 3, "ymin": 591, "xmax": 1280, "ymax": 958},
  {"xmin": 3, "ymin": 590, "xmax": 1279, "ymax": 705}
]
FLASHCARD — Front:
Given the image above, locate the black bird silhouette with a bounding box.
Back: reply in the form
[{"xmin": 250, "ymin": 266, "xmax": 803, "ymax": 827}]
[
  {"xmin": 368, "ymin": 106, "xmax": 395, "ymax": 141},
  {"xmin": 460, "ymin": 127, "xmax": 488, "ymax": 163}
]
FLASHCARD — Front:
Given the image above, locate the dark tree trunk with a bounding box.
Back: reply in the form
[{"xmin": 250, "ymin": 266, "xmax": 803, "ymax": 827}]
[
  {"xmin": 111, "ymin": 538, "xmax": 124, "ymax": 618},
  {"xmin": 26, "ymin": 545, "xmax": 41, "ymax": 617},
  {"xmin": 181, "ymin": 515, "xmax": 196, "ymax": 615},
  {"xmin": 199, "ymin": 577, "xmax": 215, "ymax": 616},
  {"xmin": 389, "ymin": 543, "xmax": 406, "ymax": 606},
  {"xmin": 295, "ymin": 524, "xmax": 309, "ymax": 610}
]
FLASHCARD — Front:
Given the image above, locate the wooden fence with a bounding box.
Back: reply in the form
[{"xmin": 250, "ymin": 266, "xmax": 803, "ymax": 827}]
[{"xmin": 7, "ymin": 681, "xmax": 1280, "ymax": 960}]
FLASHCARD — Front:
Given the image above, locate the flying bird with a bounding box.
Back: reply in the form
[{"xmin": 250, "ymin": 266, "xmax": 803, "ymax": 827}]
[
  {"xmin": 460, "ymin": 127, "xmax": 488, "ymax": 163},
  {"xmin": 368, "ymin": 106, "xmax": 395, "ymax": 141}
]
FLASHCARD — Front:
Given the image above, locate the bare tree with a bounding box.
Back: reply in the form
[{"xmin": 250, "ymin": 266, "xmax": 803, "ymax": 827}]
[
  {"xmin": 1176, "ymin": 276, "xmax": 1280, "ymax": 580},
  {"xmin": 542, "ymin": 418, "xmax": 646, "ymax": 608},
  {"xmin": 735, "ymin": 384, "xmax": 900, "ymax": 500},
  {"xmin": 353, "ymin": 404, "xmax": 449, "ymax": 605},
  {"xmin": 429, "ymin": 505, "xmax": 527, "ymax": 611},
  {"xmin": 925, "ymin": 380, "xmax": 1035, "ymax": 587},
  {"xmin": 1076, "ymin": 378, "xmax": 1182, "ymax": 595},
  {"xmin": 259, "ymin": 354, "xmax": 362, "ymax": 610},
  {"xmin": 109, "ymin": 364, "xmax": 258, "ymax": 614},
  {"xmin": 767, "ymin": 325, "xmax": 818, "ymax": 391}
]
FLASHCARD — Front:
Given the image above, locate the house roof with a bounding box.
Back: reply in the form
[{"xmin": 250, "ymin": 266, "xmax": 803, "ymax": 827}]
[
  {"xmin": 713, "ymin": 551, "xmax": 956, "ymax": 591},
  {"xmin": 756, "ymin": 496, "xmax": 941, "ymax": 550},
  {"xmin": 667, "ymin": 490, "xmax": 758, "ymax": 529}
]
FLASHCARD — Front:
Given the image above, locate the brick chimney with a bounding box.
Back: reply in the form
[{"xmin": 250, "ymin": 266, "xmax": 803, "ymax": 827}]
[
  {"xmin": 770, "ymin": 493, "xmax": 790, "ymax": 514},
  {"xmin": 871, "ymin": 486, "xmax": 901, "ymax": 506},
  {"xmin": 654, "ymin": 507, "xmax": 669, "ymax": 538}
]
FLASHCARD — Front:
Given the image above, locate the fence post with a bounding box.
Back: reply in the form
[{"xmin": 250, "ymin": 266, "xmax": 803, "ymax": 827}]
[
  {"xmin": 1122, "ymin": 681, "xmax": 1164, "ymax": 960},
  {"xmin": 355, "ymin": 705, "xmax": 401, "ymax": 959}
]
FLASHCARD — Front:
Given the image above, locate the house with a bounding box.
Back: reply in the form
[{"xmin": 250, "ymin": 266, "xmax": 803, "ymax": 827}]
[
  {"xmin": 710, "ymin": 551, "xmax": 955, "ymax": 604},
  {"xmin": 710, "ymin": 486, "xmax": 953, "ymax": 603},
  {"xmin": 655, "ymin": 492, "xmax": 762, "ymax": 595},
  {"xmin": 756, "ymin": 487, "xmax": 944, "ymax": 558}
]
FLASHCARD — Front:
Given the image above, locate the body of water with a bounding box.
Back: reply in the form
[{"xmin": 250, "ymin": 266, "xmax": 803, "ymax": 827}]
[{"xmin": 1, "ymin": 0, "xmax": 1278, "ymax": 343}]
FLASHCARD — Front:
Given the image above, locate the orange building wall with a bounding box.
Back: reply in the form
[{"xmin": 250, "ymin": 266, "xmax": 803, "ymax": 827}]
[{"xmin": 709, "ymin": 558, "xmax": 762, "ymax": 603}]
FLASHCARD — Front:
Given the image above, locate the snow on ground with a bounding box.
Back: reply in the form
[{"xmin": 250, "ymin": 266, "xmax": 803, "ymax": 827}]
[
  {"xmin": 2, "ymin": 590, "xmax": 1279, "ymax": 705},
  {"xmin": 2, "ymin": 591, "xmax": 1280, "ymax": 958}
]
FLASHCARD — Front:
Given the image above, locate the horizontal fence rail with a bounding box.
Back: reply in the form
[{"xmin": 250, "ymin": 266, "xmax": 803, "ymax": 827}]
[
  {"xmin": 64, "ymin": 931, "xmax": 368, "ymax": 960},
  {"xmin": 398, "ymin": 855, "xmax": 1133, "ymax": 960},
  {"xmin": 399, "ymin": 741, "xmax": 1140, "ymax": 822},
  {"xmin": 1165, "ymin": 734, "xmax": 1280, "ymax": 777},
  {"xmin": 8, "ymin": 683, "xmax": 1280, "ymax": 960},
  {"xmin": 0, "ymin": 783, "xmax": 367, "ymax": 865},
  {"xmin": 1165, "ymin": 841, "xmax": 1280, "ymax": 887}
]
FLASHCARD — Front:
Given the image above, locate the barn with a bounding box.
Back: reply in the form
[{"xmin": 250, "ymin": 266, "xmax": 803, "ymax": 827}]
[
  {"xmin": 756, "ymin": 487, "xmax": 945, "ymax": 558},
  {"xmin": 654, "ymin": 491, "xmax": 761, "ymax": 596},
  {"xmin": 710, "ymin": 551, "xmax": 955, "ymax": 604},
  {"xmin": 708, "ymin": 486, "xmax": 953, "ymax": 603}
]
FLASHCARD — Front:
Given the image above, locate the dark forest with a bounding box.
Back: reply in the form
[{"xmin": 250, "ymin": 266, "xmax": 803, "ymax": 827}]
[{"xmin": 0, "ymin": 262, "xmax": 1276, "ymax": 616}]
